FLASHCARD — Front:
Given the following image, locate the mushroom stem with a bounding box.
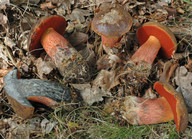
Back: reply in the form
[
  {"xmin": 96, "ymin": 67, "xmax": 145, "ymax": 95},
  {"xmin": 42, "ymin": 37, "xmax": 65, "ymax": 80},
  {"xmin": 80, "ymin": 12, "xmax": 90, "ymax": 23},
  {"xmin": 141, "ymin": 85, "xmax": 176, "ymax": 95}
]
[
  {"xmin": 121, "ymin": 96, "xmax": 174, "ymax": 125},
  {"xmin": 101, "ymin": 36, "xmax": 121, "ymax": 48},
  {"xmin": 131, "ymin": 36, "xmax": 161, "ymax": 65},
  {"xmin": 41, "ymin": 28, "xmax": 69, "ymax": 58}
]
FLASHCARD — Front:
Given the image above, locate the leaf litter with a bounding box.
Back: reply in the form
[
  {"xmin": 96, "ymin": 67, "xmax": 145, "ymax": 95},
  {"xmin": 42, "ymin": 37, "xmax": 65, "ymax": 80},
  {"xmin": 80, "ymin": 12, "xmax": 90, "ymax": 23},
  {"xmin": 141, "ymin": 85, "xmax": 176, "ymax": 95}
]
[{"xmin": 0, "ymin": 0, "xmax": 192, "ymax": 138}]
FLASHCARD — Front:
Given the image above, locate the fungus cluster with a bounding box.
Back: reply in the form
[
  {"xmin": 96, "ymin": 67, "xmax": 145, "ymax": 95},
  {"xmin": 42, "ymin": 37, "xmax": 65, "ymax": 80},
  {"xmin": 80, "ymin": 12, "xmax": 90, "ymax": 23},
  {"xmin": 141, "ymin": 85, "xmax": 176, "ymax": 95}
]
[
  {"xmin": 2, "ymin": 4, "xmax": 189, "ymax": 134},
  {"xmin": 91, "ymin": 5, "xmax": 188, "ymax": 133}
]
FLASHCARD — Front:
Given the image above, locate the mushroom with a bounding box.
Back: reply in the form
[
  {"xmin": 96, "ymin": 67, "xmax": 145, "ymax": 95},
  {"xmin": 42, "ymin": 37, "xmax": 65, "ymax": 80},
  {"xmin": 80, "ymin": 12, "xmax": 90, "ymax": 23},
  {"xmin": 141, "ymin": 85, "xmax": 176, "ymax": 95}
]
[
  {"xmin": 3, "ymin": 68, "xmax": 72, "ymax": 119},
  {"xmin": 120, "ymin": 22, "xmax": 177, "ymax": 95},
  {"xmin": 106, "ymin": 81, "xmax": 188, "ymax": 133},
  {"xmin": 91, "ymin": 6, "xmax": 132, "ymax": 49},
  {"xmin": 28, "ymin": 15, "xmax": 91, "ymax": 83},
  {"xmin": 132, "ymin": 22, "xmax": 177, "ymax": 63},
  {"xmin": 154, "ymin": 81, "xmax": 188, "ymax": 132}
]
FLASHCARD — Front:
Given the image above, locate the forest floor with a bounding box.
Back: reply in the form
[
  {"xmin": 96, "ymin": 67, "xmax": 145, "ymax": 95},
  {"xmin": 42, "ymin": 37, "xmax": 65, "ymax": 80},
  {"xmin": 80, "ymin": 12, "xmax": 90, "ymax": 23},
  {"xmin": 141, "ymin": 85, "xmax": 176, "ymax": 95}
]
[{"xmin": 0, "ymin": 0, "xmax": 192, "ymax": 138}]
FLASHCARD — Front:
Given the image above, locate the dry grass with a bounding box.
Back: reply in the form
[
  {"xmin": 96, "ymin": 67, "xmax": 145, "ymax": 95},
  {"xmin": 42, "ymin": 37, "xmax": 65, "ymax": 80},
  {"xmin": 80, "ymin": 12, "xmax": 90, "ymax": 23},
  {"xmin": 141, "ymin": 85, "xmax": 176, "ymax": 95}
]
[{"xmin": 44, "ymin": 104, "xmax": 192, "ymax": 139}]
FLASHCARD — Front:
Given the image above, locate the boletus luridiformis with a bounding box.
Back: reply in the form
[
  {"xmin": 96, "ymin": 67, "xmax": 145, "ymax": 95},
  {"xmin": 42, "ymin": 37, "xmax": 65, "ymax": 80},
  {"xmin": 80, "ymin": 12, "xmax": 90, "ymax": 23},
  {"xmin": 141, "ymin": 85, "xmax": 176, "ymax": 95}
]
[
  {"xmin": 3, "ymin": 68, "xmax": 72, "ymax": 119},
  {"xmin": 119, "ymin": 22, "xmax": 177, "ymax": 95},
  {"xmin": 28, "ymin": 15, "xmax": 91, "ymax": 83}
]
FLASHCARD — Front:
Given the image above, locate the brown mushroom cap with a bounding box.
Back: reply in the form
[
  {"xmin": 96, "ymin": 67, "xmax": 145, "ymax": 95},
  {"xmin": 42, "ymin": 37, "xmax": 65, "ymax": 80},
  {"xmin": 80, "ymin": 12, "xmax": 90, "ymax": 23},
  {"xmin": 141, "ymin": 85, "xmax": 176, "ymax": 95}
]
[
  {"xmin": 28, "ymin": 15, "xmax": 67, "ymax": 56},
  {"xmin": 137, "ymin": 22, "xmax": 177, "ymax": 58},
  {"xmin": 91, "ymin": 6, "xmax": 132, "ymax": 38},
  {"xmin": 154, "ymin": 81, "xmax": 188, "ymax": 132}
]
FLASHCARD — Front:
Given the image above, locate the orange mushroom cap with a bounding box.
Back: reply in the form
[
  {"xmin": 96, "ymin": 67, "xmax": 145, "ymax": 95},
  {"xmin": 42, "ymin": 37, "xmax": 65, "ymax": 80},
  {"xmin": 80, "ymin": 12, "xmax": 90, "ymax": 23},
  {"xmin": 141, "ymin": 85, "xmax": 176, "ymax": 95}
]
[
  {"xmin": 28, "ymin": 15, "xmax": 67, "ymax": 56},
  {"xmin": 154, "ymin": 81, "xmax": 188, "ymax": 132},
  {"xmin": 137, "ymin": 22, "xmax": 177, "ymax": 58}
]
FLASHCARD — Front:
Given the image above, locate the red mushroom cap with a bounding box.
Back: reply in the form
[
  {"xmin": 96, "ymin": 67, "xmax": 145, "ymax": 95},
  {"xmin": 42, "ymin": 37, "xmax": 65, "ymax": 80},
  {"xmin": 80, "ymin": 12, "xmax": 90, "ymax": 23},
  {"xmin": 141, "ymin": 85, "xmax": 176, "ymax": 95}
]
[
  {"xmin": 28, "ymin": 15, "xmax": 67, "ymax": 56},
  {"xmin": 154, "ymin": 81, "xmax": 188, "ymax": 132},
  {"xmin": 137, "ymin": 22, "xmax": 177, "ymax": 58}
]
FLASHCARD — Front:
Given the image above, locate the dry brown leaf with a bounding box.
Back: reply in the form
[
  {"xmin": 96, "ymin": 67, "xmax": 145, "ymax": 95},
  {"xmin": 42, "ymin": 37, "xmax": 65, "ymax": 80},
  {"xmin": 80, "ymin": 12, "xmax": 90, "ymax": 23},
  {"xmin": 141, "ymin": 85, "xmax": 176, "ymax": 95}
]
[
  {"xmin": 11, "ymin": 0, "xmax": 40, "ymax": 5},
  {"xmin": 185, "ymin": 55, "xmax": 192, "ymax": 71},
  {"xmin": 66, "ymin": 8, "xmax": 91, "ymax": 23},
  {"xmin": 93, "ymin": 70, "xmax": 120, "ymax": 91},
  {"xmin": 142, "ymin": 87, "xmax": 157, "ymax": 99},
  {"xmin": 0, "ymin": 13, "xmax": 7, "ymax": 25},
  {"xmin": 34, "ymin": 57, "xmax": 56, "ymax": 79},
  {"xmin": 165, "ymin": 7, "xmax": 177, "ymax": 19},
  {"xmin": 54, "ymin": 0, "xmax": 74, "ymax": 15},
  {"xmin": 175, "ymin": 66, "xmax": 192, "ymax": 112},
  {"xmin": 159, "ymin": 60, "xmax": 178, "ymax": 82},
  {"xmin": 0, "ymin": 44, "xmax": 9, "ymax": 65},
  {"xmin": 0, "ymin": 68, "xmax": 12, "ymax": 77},
  {"xmin": 72, "ymin": 83, "xmax": 111, "ymax": 105},
  {"xmin": 41, "ymin": 118, "xmax": 57, "ymax": 134},
  {"xmin": 169, "ymin": 26, "xmax": 192, "ymax": 36},
  {"xmin": 0, "ymin": 0, "xmax": 9, "ymax": 9},
  {"xmin": 157, "ymin": 1, "xmax": 168, "ymax": 7},
  {"xmin": 18, "ymin": 31, "xmax": 30, "ymax": 51},
  {"xmin": 79, "ymin": 45, "xmax": 95, "ymax": 66},
  {"xmin": 0, "ymin": 13, "xmax": 8, "ymax": 25},
  {"xmin": 68, "ymin": 32, "xmax": 88, "ymax": 49},
  {"xmin": 4, "ymin": 37, "xmax": 16, "ymax": 49},
  {"xmin": 96, "ymin": 54, "xmax": 121, "ymax": 70},
  {"xmin": 40, "ymin": 1, "xmax": 56, "ymax": 10},
  {"xmin": 2, "ymin": 118, "xmax": 37, "ymax": 139},
  {"xmin": 177, "ymin": 7, "xmax": 185, "ymax": 14}
]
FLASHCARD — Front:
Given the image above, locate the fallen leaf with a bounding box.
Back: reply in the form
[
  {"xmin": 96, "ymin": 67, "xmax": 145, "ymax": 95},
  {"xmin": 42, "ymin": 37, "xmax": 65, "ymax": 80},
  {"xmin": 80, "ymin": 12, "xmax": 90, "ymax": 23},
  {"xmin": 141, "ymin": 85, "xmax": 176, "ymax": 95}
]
[
  {"xmin": 4, "ymin": 117, "xmax": 40, "ymax": 139},
  {"xmin": 177, "ymin": 7, "xmax": 185, "ymax": 14},
  {"xmin": 34, "ymin": 57, "xmax": 56, "ymax": 79},
  {"xmin": 0, "ymin": 0, "xmax": 9, "ymax": 9},
  {"xmin": 159, "ymin": 60, "xmax": 178, "ymax": 82},
  {"xmin": 41, "ymin": 118, "xmax": 57, "ymax": 134},
  {"xmin": 4, "ymin": 37, "xmax": 16, "ymax": 50},
  {"xmin": 66, "ymin": 8, "xmax": 91, "ymax": 23},
  {"xmin": 185, "ymin": 55, "xmax": 192, "ymax": 71},
  {"xmin": 11, "ymin": 0, "xmax": 39, "ymax": 5},
  {"xmin": 68, "ymin": 32, "xmax": 88, "ymax": 49},
  {"xmin": 66, "ymin": 22, "xmax": 75, "ymax": 33},
  {"xmin": 0, "ymin": 13, "xmax": 7, "ymax": 25},
  {"xmin": 93, "ymin": 70, "xmax": 120, "ymax": 91},
  {"xmin": 165, "ymin": 7, "xmax": 177, "ymax": 19},
  {"xmin": 72, "ymin": 83, "xmax": 111, "ymax": 105},
  {"xmin": 0, "ymin": 44, "xmax": 9, "ymax": 65},
  {"xmin": 175, "ymin": 66, "xmax": 192, "ymax": 112},
  {"xmin": 0, "ymin": 68, "xmax": 12, "ymax": 77},
  {"xmin": 96, "ymin": 54, "xmax": 122, "ymax": 70},
  {"xmin": 79, "ymin": 46, "xmax": 95, "ymax": 67},
  {"xmin": 143, "ymin": 87, "xmax": 157, "ymax": 99},
  {"xmin": 18, "ymin": 30, "xmax": 30, "ymax": 51},
  {"xmin": 157, "ymin": 1, "xmax": 168, "ymax": 7},
  {"xmin": 40, "ymin": 1, "xmax": 56, "ymax": 10}
]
